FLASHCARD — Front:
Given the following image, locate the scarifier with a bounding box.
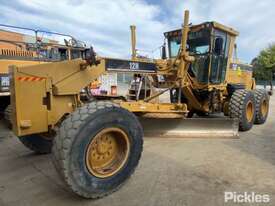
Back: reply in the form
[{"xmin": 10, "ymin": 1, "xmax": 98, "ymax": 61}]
[{"xmin": 8, "ymin": 10, "xmax": 270, "ymax": 198}]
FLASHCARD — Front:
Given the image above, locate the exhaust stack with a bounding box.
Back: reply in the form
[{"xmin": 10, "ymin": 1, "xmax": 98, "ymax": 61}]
[{"xmin": 130, "ymin": 25, "xmax": 137, "ymax": 60}]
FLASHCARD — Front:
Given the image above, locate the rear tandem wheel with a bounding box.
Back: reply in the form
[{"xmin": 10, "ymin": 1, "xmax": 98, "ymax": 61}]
[
  {"xmin": 254, "ymin": 89, "xmax": 269, "ymax": 124},
  {"xmin": 229, "ymin": 89, "xmax": 256, "ymax": 131}
]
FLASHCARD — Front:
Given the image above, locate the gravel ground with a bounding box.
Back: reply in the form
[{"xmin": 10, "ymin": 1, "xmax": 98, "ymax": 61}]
[{"xmin": 0, "ymin": 95, "xmax": 275, "ymax": 206}]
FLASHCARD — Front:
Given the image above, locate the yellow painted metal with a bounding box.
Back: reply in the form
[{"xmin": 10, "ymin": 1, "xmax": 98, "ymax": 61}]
[
  {"xmin": 11, "ymin": 58, "xmax": 105, "ymax": 95},
  {"xmin": 85, "ymin": 127, "xmax": 130, "ymax": 178},
  {"xmin": 226, "ymin": 62, "xmax": 255, "ymax": 90},
  {"xmin": 261, "ymin": 99, "xmax": 268, "ymax": 117},
  {"xmin": 130, "ymin": 25, "xmax": 137, "ymax": 60},
  {"xmin": 10, "ymin": 65, "xmax": 49, "ymax": 136},
  {"xmin": 178, "ymin": 10, "xmax": 191, "ymax": 83},
  {"xmin": 245, "ymin": 100, "xmax": 254, "ymax": 122},
  {"xmin": 10, "ymin": 59, "xmax": 105, "ymax": 136},
  {"xmin": 0, "ymin": 59, "xmax": 43, "ymax": 74},
  {"xmin": 212, "ymin": 22, "xmax": 239, "ymax": 36},
  {"xmin": 120, "ymin": 101, "xmax": 188, "ymax": 114},
  {"xmin": 140, "ymin": 118, "xmax": 239, "ymax": 138}
]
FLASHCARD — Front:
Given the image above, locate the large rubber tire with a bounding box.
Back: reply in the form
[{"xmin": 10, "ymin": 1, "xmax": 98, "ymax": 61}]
[
  {"xmin": 229, "ymin": 90, "xmax": 256, "ymax": 131},
  {"xmin": 195, "ymin": 111, "xmax": 209, "ymax": 117},
  {"xmin": 19, "ymin": 134, "xmax": 53, "ymax": 154},
  {"xmin": 52, "ymin": 101, "xmax": 143, "ymax": 199},
  {"xmin": 254, "ymin": 89, "xmax": 269, "ymax": 124},
  {"xmin": 186, "ymin": 110, "xmax": 194, "ymax": 118}
]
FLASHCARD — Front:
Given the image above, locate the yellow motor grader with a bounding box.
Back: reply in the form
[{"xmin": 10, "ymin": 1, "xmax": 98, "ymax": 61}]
[{"xmin": 8, "ymin": 11, "xmax": 270, "ymax": 198}]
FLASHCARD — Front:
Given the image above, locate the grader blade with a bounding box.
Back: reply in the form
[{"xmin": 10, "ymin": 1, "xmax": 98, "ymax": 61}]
[{"xmin": 140, "ymin": 118, "xmax": 239, "ymax": 138}]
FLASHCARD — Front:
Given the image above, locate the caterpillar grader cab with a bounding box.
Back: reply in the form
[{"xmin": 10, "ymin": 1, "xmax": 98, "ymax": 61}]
[{"xmin": 7, "ymin": 11, "xmax": 270, "ymax": 198}]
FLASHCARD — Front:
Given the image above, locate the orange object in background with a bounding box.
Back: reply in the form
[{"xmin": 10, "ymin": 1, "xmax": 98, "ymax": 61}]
[
  {"xmin": 111, "ymin": 85, "xmax": 117, "ymax": 95},
  {"xmin": 90, "ymin": 79, "xmax": 101, "ymax": 89}
]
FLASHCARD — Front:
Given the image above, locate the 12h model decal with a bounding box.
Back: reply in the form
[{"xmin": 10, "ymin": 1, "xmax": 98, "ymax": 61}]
[
  {"xmin": 105, "ymin": 59, "xmax": 156, "ymax": 73},
  {"xmin": 129, "ymin": 62, "xmax": 139, "ymax": 70}
]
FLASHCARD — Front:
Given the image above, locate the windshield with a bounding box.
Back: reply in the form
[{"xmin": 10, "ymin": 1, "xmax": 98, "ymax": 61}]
[
  {"xmin": 167, "ymin": 28, "xmax": 210, "ymax": 58},
  {"xmin": 166, "ymin": 28, "xmax": 211, "ymax": 83},
  {"xmin": 187, "ymin": 29, "xmax": 210, "ymax": 55}
]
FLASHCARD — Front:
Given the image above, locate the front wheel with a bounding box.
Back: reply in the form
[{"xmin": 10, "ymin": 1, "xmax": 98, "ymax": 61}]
[
  {"xmin": 229, "ymin": 90, "xmax": 256, "ymax": 131},
  {"xmin": 52, "ymin": 101, "xmax": 143, "ymax": 198}
]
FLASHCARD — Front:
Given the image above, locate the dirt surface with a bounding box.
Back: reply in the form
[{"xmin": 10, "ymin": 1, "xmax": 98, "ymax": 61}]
[{"xmin": 0, "ymin": 96, "xmax": 275, "ymax": 206}]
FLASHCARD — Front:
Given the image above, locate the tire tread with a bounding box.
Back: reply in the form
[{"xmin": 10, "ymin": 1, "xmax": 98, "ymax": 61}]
[
  {"xmin": 229, "ymin": 89, "xmax": 255, "ymax": 131},
  {"xmin": 52, "ymin": 101, "xmax": 143, "ymax": 198}
]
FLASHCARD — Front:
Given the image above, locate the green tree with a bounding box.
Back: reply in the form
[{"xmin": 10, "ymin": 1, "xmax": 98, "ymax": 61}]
[{"xmin": 252, "ymin": 43, "xmax": 275, "ymax": 81}]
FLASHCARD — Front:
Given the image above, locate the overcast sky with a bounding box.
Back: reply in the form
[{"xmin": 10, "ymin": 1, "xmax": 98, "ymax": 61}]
[{"xmin": 1, "ymin": 0, "xmax": 274, "ymax": 63}]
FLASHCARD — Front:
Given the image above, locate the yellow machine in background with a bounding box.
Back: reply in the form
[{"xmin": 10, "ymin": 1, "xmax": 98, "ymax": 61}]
[
  {"xmin": 0, "ymin": 24, "xmax": 88, "ymax": 112},
  {"xmin": 8, "ymin": 11, "xmax": 270, "ymax": 198}
]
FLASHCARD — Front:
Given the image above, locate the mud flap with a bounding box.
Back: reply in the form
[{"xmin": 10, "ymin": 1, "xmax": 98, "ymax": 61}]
[{"xmin": 140, "ymin": 117, "xmax": 239, "ymax": 138}]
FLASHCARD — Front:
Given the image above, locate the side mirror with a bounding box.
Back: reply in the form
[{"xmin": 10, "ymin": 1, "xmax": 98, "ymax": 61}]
[
  {"xmin": 214, "ymin": 37, "xmax": 224, "ymax": 55},
  {"xmin": 161, "ymin": 45, "xmax": 167, "ymax": 59}
]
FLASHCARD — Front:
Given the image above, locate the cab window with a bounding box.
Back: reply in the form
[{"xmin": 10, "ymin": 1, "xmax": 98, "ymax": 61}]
[{"xmin": 168, "ymin": 35, "xmax": 181, "ymax": 58}]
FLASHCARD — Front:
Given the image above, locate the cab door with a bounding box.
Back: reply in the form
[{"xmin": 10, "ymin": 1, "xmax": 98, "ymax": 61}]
[{"xmin": 210, "ymin": 29, "xmax": 230, "ymax": 84}]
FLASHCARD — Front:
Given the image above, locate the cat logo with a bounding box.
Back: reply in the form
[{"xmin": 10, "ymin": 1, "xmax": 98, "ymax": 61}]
[{"xmin": 237, "ymin": 67, "xmax": 242, "ymax": 76}]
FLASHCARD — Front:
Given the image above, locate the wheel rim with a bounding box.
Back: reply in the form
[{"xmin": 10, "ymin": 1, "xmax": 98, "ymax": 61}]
[
  {"xmin": 261, "ymin": 99, "xmax": 268, "ymax": 117},
  {"xmin": 246, "ymin": 100, "xmax": 254, "ymax": 122},
  {"xmin": 85, "ymin": 128, "xmax": 130, "ymax": 178}
]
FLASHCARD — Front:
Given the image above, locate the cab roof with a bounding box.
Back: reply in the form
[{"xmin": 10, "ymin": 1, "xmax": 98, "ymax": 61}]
[{"xmin": 164, "ymin": 21, "xmax": 239, "ymax": 37}]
